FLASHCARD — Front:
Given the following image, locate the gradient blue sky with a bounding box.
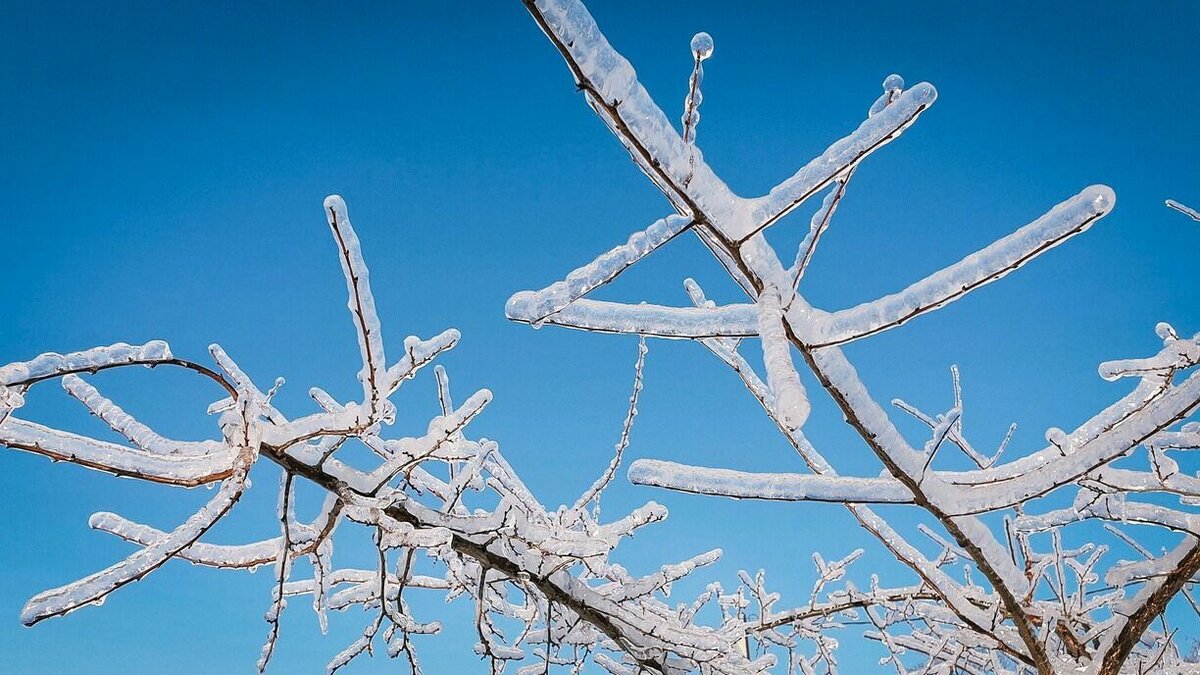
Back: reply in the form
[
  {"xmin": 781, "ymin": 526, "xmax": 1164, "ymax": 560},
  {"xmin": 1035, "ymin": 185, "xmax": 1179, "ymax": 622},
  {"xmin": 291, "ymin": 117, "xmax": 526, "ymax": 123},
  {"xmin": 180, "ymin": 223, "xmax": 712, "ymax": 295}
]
[{"xmin": 2, "ymin": 1, "xmax": 1198, "ymax": 672}]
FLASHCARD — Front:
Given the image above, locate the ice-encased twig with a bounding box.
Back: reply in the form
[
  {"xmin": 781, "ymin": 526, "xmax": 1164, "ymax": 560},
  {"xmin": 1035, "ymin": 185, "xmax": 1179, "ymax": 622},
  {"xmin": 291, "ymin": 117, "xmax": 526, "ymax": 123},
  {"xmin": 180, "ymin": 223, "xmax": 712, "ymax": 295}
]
[
  {"xmin": 523, "ymin": 0, "xmax": 740, "ymax": 228},
  {"xmin": 509, "ymin": 297, "xmax": 758, "ymax": 339},
  {"xmin": 0, "ymin": 417, "xmax": 236, "ymax": 486},
  {"xmin": 21, "ymin": 435, "xmax": 257, "ymax": 625},
  {"xmin": 324, "ymin": 195, "xmax": 389, "ymax": 420},
  {"xmin": 573, "ymin": 337, "xmax": 647, "ymax": 514},
  {"xmin": 62, "ymin": 375, "xmax": 222, "ymax": 456},
  {"xmin": 627, "ymin": 459, "xmax": 914, "ymax": 504},
  {"xmin": 741, "ymin": 82, "xmax": 937, "ymax": 242},
  {"xmin": 1165, "ymin": 199, "xmax": 1200, "ymax": 222},
  {"xmin": 505, "ymin": 214, "xmax": 693, "ymax": 325},
  {"xmin": 756, "ymin": 287, "xmax": 809, "ymax": 430},
  {"xmin": 804, "ymin": 185, "xmax": 1115, "ymax": 347},
  {"xmin": 0, "ymin": 341, "xmax": 174, "ymax": 388}
]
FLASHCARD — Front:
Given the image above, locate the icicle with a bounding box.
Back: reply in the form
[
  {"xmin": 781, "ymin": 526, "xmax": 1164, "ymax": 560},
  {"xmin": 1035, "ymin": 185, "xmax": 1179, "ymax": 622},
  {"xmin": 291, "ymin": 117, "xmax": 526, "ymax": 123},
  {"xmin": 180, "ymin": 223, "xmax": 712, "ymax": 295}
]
[{"xmin": 681, "ymin": 32, "xmax": 714, "ymax": 146}]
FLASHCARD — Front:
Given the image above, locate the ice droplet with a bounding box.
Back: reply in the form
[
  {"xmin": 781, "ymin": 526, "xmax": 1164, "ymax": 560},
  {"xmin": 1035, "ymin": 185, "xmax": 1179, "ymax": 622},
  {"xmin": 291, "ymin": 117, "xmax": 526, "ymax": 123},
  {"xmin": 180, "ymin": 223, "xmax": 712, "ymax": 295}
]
[{"xmin": 691, "ymin": 32, "xmax": 714, "ymax": 60}]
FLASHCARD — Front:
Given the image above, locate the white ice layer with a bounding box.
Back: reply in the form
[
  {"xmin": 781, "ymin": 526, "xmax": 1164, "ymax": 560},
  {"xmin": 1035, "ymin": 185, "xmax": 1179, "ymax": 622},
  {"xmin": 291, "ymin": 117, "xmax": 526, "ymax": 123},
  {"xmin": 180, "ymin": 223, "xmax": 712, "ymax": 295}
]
[
  {"xmin": 0, "ymin": 341, "xmax": 173, "ymax": 386},
  {"xmin": 515, "ymin": 297, "xmax": 758, "ymax": 338},
  {"xmin": 62, "ymin": 375, "xmax": 221, "ymax": 456},
  {"xmin": 756, "ymin": 288, "xmax": 809, "ymax": 430},
  {"xmin": 324, "ymin": 195, "xmax": 388, "ymax": 416},
  {"xmin": 741, "ymin": 83, "xmax": 937, "ymax": 240},
  {"xmin": 505, "ymin": 214, "xmax": 692, "ymax": 324},
  {"xmin": 21, "ymin": 446, "xmax": 254, "ymax": 625},
  {"xmin": 806, "ymin": 185, "xmax": 1115, "ymax": 346},
  {"xmin": 1165, "ymin": 198, "xmax": 1200, "ymax": 222},
  {"xmin": 0, "ymin": 418, "xmax": 235, "ymax": 486},
  {"xmin": 530, "ymin": 0, "xmax": 740, "ymax": 226},
  {"xmin": 628, "ymin": 459, "xmax": 913, "ymax": 503}
]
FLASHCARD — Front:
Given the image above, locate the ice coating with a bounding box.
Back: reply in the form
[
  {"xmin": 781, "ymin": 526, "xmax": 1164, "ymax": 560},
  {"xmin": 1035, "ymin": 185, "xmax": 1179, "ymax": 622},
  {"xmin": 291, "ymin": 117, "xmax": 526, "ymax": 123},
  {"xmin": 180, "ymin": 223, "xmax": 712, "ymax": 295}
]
[
  {"xmin": 756, "ymin": 287, "xmax": 810, "ymax": 430},
  {"xmin": 0, "ymin": 341, "xmax": 173, "ymax": 387},
  {"xmin": 681, "ymin": 33, "xmax": 712, "ymax": 147},
  {"xmin": 0, "ymin": 417, "xmax": 236, "ymax": 486},
  {"xmin": 90, "ymin": 511, "xmax": 282, "ymax": 568},
  {"xmin": 383, "ymin": 328, "xmax": 459, "ymax": 390},
  {"xmin": 628, "ymin": 459, "xmax": 913, "ymax": 503},
  {"xmin": 741, "ymin": 82, "xmax": 937, "ymax": 240},
  {"xmin": 1165, "ymin": 198, "xmax": 1200, "ymax": 222},
  {"xmin": 21, "ymin": 442, "xmax": 255, "ymax": 625},
  {"xmin": 504, "ymin": 214, "xmax": 692, "ymax": 324},
  {"xmin": 868, "ymin": 74, "xmax": 905, "ymax": 117},
  {"xmin": 511, "ymin": 297, "xmax": 758, "ymax": 338},
  {"xmin": 530, "ymin": 0, "xmax": 741, "ymax": 226},
  {"xmin": 62, "ymin": 375, "xmax": 221, "ymax": 456},
  {"xmin": 0, "ymin": 190, "xmax": 779, "ymax": 674},
  {"xmin": 506, "ymin": 4, "xmax": 1200, "ymax": 668},
  {"xmin": 690, "ymin": 32, "xmax": 713, "ymax": 60},
  {"xmin": 806, "ymin": 185, "xmax": 1115, "ymax": 346},
  {"xmin": 324, "ymin": 195, "xmax": 388, "ymax": 418},
  {"xmin": 789, "ymin": 179, "xmax": 847, "ymax": 287}
]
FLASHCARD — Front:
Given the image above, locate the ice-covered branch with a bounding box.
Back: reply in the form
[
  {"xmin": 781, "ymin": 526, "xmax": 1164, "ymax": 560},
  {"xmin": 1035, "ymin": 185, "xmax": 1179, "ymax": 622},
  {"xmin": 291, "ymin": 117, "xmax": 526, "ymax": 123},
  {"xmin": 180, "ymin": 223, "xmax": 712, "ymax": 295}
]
[
  {"xmin": 2, "ymin": 194, "xmax": 764, "ymax": 674},
  {"xmin": 21, "ymin": 400, "xmax": 260, "ymax": 625},
  {"xmin": 804, "ymin": 185, "xmax": 1115, "ymax": 347},
  {"xmin": 324, "ymin": 195, "xmax": 389, "ymax": 422},
  {"xmin": 1166, "ymin": 198, "xmax": 1200, "ymax": 222},
  {"xmin": 628, "ymin": 459, "xmax": 914, "ymax": 504},
  {"xmin": 509, "ymin": 297, "xmax": 758, "ymax": 339},
  {"xmin": 509, "ymin": 1, "xmax": 1196, "ymax": 671},
  {"xmin": 740, "ymin": 82, "xmax": 937, "ymax": 242},
  {"xmin": 506, "ymin": 215, "xmax": 694, "ymax": 326},
  {"xmin": 0, "ymin": 417, "xmax": 237, "ymax": 486}
]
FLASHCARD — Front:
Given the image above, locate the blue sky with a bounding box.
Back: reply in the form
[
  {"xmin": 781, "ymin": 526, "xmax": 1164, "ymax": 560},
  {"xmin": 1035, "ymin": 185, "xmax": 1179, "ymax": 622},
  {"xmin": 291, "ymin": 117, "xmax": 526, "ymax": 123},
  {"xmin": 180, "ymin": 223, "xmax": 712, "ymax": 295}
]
[{"xmin": 2, "ymin": 1, "xmax": 1198, "ymax": 672}]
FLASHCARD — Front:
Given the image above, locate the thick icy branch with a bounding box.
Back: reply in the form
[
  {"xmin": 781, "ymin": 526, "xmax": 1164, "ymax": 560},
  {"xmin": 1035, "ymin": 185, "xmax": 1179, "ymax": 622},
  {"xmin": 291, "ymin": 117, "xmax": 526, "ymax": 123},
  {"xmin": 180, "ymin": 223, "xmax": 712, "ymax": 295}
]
[
  {"xmin": 22, "ymin": 439, "xmax": 257, "ymax": 625},
  {"xmin": 505, "ymin": 214, "xmax": 692, "ymax": 325},
  {"xmin": 509, "ymin": 297, "xmax": 758, "ymax": 339},
  {"xmin": 0, "ymin": 417, "xmax": 236, "ymax": 486},
  {"xmin": 757, "ymin": 287, "xmax": 810, "ymax": 430},
  {"xmin": 324, "ymin": 195, "xmax": 388, "ymax": 420},
  {"xmin": 739, "ymin": 83, "xmax": 937, "ymax": 241},
  {"xmin": 0, "ymin": 341, "xmax": 173, "ymax": 387},
  {"xmin": 628, "ymin": 459, "xmax": 914, "ymax": 504},
  {"xmin": 804, "ymin": 186, "xmax": 1115, "ymax": 347}
]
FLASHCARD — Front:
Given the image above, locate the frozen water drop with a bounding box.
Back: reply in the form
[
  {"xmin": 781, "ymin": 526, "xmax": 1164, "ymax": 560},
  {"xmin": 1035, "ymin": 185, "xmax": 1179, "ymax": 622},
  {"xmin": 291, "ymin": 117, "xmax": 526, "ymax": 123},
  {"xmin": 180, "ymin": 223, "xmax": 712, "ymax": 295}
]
[{"xmin": 691, "ymin": 32, "xmax": 713, "ymax": 60}]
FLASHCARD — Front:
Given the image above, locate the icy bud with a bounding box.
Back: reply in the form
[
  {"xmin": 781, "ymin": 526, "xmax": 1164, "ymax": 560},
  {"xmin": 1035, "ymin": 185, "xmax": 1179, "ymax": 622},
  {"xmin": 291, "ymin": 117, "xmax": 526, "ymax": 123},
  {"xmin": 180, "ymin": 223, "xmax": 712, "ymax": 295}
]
[{"xmin": 690, "ymin": 32, "xmax": 714, "ymax": 61}]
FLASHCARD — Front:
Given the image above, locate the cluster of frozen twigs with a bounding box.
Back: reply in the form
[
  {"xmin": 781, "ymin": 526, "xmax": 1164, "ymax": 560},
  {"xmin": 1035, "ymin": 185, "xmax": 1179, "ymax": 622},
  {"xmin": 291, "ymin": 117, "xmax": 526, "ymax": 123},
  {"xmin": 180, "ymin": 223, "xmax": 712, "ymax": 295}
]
[
  {"xmin": 1, "ymin": 194, "xmax": 828, "ymax": 674},
  {"xmin": 505, "ymin": 0, "xmax": 1200, "ymax": 673}
]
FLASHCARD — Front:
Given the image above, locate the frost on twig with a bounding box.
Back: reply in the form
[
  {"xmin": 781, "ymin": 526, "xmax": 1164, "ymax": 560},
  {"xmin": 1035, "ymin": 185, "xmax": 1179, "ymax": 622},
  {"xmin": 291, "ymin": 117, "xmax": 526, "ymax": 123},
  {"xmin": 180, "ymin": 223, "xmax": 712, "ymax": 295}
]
[{"xmin": 509, "ymin": 0, "xmax": 1199, "ymax": 672}]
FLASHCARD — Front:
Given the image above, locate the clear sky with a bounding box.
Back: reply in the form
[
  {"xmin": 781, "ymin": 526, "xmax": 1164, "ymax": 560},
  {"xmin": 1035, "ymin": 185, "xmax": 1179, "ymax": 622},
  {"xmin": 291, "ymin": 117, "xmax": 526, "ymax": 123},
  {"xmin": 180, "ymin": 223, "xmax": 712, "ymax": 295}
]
[{"xmin": 2, "ymin": 1, "xmax": 1198, "ymax": 672}]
